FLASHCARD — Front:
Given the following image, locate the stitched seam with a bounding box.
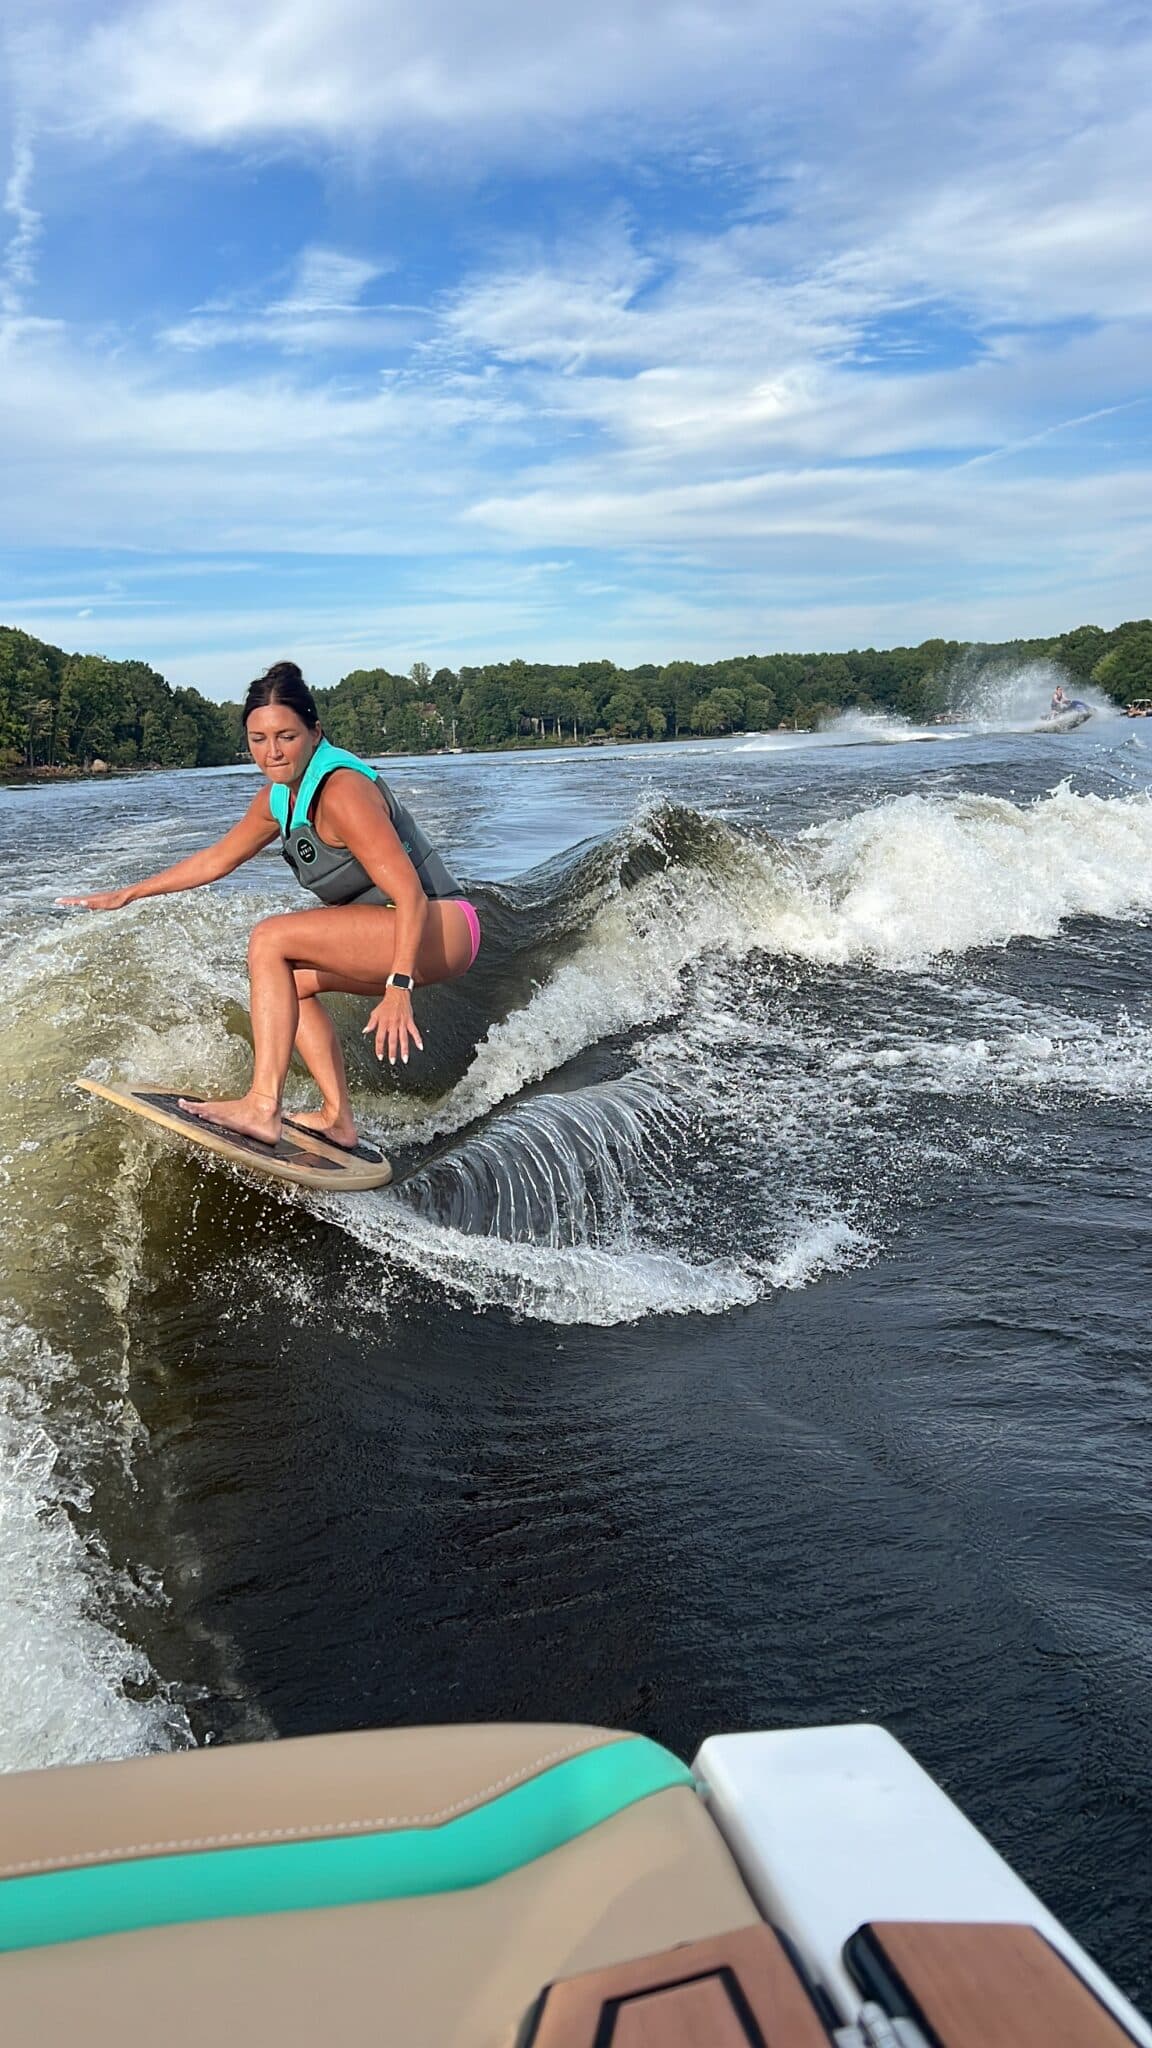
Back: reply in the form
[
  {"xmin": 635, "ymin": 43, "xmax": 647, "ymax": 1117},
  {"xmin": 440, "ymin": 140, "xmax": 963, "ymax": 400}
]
[{"xmin": 0, "ymin": 1735, "xmax": 630, "ymax": 1879}]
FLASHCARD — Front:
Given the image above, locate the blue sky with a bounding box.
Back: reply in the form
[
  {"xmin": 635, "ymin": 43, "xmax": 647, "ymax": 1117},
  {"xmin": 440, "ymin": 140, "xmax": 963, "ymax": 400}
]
[{"xmin": 1, "ymin": 0, "xmax": 1150, "ymax": 697}]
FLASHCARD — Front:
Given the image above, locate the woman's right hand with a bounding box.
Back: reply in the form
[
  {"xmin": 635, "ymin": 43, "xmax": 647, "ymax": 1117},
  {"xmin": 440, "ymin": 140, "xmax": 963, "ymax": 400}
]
[{"xmin": 55, "ymin": 888, "xmax": 135, "ymax": 912}]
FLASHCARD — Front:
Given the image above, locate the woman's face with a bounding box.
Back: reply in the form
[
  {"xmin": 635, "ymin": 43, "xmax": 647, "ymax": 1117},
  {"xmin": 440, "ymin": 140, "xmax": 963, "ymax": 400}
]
[{"xmin": 245, "ymin": 706, "xmax": 319, "ymax": 786}]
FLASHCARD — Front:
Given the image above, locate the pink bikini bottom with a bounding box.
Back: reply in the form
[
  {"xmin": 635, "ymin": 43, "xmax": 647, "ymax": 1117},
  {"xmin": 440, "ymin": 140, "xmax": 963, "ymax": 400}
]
[{"xmin": 455, "ymin": 898, "xmax": 482, "ymax": 969}]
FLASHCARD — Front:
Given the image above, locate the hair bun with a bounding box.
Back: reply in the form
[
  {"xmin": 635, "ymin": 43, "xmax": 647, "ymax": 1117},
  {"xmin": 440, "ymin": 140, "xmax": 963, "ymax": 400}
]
[{"xmin": 242, "ymin": 660, "xmax": 319, "ymax": 731}]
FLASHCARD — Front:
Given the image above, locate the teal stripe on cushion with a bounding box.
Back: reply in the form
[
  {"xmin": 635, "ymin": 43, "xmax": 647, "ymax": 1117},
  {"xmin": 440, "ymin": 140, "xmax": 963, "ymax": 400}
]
[{"xmin": 0, "ymin": 1737, "xmax": 692, "ymax": 1954}]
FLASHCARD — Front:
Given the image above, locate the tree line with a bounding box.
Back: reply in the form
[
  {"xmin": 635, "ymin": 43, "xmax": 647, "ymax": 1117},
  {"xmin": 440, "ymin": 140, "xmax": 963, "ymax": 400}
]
[
  {"xmin": 246, "ymin": 619, "xmax": 1152, "ymax": 753},
  {"xmin": 0, "ymin": 627, "xmax": 235, "ymax": 772},
  {"xmin": 4, "ymin": 617, "xmax": 1152, "ymax": 774}
]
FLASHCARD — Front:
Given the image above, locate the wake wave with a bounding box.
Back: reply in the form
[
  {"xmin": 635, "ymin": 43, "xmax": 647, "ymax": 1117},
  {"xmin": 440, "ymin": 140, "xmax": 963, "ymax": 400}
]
[
  {"xmin": 10, "ymin": 763, "xmax": 1150, "ymax": 1768},
  {"xmin": 372, "ymin": 783, "xmax": 1152, "ymax": 1158},
  {"xmin": 740, "ymin": 708, "xmax": 948, "ymax": 749},
  {"xmin": 15, "ymin": 778, "xmax": 1152, "ymax": 1345}
]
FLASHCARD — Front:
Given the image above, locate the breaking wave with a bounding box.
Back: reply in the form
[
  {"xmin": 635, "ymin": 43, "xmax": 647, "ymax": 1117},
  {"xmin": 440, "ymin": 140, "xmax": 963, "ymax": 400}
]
[{"xmin": 280, "ymin": 780, "xmax": 1152, "ymax": 1325}]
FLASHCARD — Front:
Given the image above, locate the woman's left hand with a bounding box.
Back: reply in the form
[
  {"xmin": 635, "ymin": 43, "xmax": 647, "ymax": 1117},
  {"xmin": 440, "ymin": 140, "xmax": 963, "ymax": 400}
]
[{"xmin": 363, "ymin": 987, "xmax": 425, "ymax": 1066}]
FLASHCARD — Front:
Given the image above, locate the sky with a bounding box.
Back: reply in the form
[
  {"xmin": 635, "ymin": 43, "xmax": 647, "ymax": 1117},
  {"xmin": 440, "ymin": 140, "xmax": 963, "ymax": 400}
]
[{"xmin": 1, "ymin": 0, "xmax": 1150, "ymax": 698}]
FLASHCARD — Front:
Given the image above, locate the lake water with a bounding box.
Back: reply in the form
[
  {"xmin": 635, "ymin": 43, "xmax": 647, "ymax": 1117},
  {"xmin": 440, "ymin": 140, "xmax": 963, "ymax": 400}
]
[{"xmin": 2, "ymin": 696, "xmax": 1151, "ymax": 2003}]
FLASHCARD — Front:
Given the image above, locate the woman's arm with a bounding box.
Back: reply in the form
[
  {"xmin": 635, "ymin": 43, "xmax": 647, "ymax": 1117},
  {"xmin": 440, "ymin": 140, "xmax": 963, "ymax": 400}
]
[
  {"xmin": 58, "ymin": 791, "xmax": 280, "ymax": 910},
  {"xmin": 317, "ymin": 773, "xmax": 429, "ymax": 1065}
]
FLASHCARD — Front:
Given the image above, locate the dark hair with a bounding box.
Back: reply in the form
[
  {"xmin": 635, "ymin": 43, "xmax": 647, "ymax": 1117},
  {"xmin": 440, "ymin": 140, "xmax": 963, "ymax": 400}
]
[{"xmin": 242, "ymin": 661, "xmax": 319, "ymax": 729}]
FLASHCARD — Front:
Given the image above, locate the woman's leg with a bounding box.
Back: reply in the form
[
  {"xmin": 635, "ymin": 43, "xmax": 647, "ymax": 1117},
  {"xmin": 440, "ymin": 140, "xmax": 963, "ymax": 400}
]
[
  {"xmin": 290, "ymin": 989, "xmax": 357, "ymax": 1145},
  {"xmin": 180, "ymin": 902, "xmax": 474, "ymax": 1144}
]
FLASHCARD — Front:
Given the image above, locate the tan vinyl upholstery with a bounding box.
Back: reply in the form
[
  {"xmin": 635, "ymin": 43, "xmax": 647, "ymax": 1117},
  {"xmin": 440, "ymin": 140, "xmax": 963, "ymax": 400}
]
[{"xmin": 0, "ymin": 1724, "xmax": 763, "ymax": 2048}]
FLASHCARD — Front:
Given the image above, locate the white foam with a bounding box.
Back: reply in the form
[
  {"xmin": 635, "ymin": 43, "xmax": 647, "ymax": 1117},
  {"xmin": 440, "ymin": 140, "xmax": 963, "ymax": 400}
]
[
  {"xmin": 286, "ymin": 781, "xmax": 1152, "ymax": 1326},
  {"xmin": 0, "ymin": 900, "xmax": 241, "ymax": 1769},
  {"xmin": 387, "ymin": 842, "xmax": 775, "ymax": 1148},
  {"xmin": 738, "ymin": 709, "xmax": 954, "ymax": 751},
  {"xmin": 828, "ymin": 998, "xmax": 1152, "ymax": 1103},
  {"xmin": 0, "ymin": 1319, "xmax": 190, "ymax": 1771},
  {"xmin": 784, "ymin": 783, "xmax": 1152, "ymax": 967},
  {"xmin": 310, "ymin": 989, "xmax": 876, "ymax": 1326},
  {"xmin": 312, "ymin": 1073, "xmax": 759, "ymax": 1325},
  {"xmin": 764, "ymin": 1215, "xmax": 874, "ymax": 1290},
  {"xmin": 318, "ymin": 1189, "xmax": 759, "ymax": 1326},
  {"xmin": 817, "ymin": 708, "xmax": 945, "ymax": 746}
]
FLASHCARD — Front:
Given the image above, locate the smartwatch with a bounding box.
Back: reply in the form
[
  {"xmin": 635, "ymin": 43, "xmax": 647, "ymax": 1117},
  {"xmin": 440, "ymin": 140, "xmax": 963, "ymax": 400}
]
[{"xmin": 386, "ymin": 972, "xmax": 415, "ymax": 992}]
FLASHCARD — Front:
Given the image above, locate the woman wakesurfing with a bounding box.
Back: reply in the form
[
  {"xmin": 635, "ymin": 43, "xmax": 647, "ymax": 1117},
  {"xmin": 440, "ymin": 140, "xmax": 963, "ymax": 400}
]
[{"xmin": 58, "ymin": 662, "xmax": 481, "ymax": 1151}]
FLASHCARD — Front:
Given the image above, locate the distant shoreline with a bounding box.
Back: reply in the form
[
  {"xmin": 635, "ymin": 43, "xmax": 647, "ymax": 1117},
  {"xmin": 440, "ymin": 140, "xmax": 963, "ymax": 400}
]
[
  {"xmin": 1, "ymin": 728, "xmax": 751, "ymax": 787},
  {"xmin": 6, "ymin": 618, "xmax": 1148, "ymax": 775},
  {"xmin": 1, "ymin": 761, "xmax": 160, "ymax": 788}
]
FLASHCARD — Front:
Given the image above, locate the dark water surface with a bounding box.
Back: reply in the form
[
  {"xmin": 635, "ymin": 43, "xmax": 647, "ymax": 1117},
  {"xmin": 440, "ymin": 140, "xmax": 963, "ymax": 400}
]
[{"xmin": 2, "ymin": 700, "xmax": 1151, "ymax": 2002}]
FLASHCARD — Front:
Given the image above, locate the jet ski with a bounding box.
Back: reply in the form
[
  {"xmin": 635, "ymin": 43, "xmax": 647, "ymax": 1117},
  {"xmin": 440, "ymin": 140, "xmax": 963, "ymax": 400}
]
[{"xmin": 1037, "ymin": 698, "xmax": 1091, "ymax": 733}]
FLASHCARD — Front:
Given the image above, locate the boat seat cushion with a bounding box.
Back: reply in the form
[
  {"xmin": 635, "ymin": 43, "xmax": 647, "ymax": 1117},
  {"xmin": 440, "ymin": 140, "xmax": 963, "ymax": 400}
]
[{"xmin": 0, "ymin": 1724, "xmax": 763, "ymax": 2048}]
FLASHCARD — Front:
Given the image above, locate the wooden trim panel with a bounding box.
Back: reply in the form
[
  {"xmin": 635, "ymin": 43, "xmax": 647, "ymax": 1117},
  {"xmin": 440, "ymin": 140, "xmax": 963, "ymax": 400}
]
[
  {"xmin": 522, "ymin": 1923, "xmax": 832, "ymax": 2046},
  {"xmin": 856, "ymin": 1922, "xmax": 1139, "ymax": 2048}
]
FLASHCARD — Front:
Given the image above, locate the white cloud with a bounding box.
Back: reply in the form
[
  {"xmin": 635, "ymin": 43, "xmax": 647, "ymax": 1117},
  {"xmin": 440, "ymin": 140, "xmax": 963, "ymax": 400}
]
[
  {"xmin": 161, "ymin": 244, "xmax": 425, "ymax": 354},
  {"xmin": 436, "ymin": 209, "xmax": 1152, "ymax": 484},
  {"xmin": 67, "ymin": 0, "xmax": 860, "ymax": 152},
  {"xmin": 0, "ymin": 204, "xmax": 1147, "ymax": 614},
  {"xmin": 1, "ymin": 119, "xmax": 40, "ymax": 329},
  {"xmin": 466, "ymin": 462, "xmax": 1152, "ymax": 566},
  {"xmin": 274, "ymin": 247, "xmax": 388, "ymax": 313},
  {"xmin": 2, "ymin": 0, "xmax": 1150, "ymax": 672},
  {"xmin": 48, "ymin": 0, "xmax": 1152, "ymax": 346}
]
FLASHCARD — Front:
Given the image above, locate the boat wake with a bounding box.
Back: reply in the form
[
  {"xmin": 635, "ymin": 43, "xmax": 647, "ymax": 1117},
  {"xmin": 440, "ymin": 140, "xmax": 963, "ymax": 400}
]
[
  {"xmin": 291, "ymin": 780, "xmax": 1152, "ymax": 1324},
  {"xmin": 5, "ymin": 767, "xmax": 1152, "ymax": 1762},
  {"xmin": 29, "ymin": 779, "xmax": 1152, "ymax": 1336}
]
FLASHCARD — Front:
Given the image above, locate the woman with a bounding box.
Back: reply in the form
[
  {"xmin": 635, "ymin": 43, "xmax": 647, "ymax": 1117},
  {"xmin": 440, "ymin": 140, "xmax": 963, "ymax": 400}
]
[{"xmin": 59, "ymin": 662, "xmax": 480, "ymax": 1151}]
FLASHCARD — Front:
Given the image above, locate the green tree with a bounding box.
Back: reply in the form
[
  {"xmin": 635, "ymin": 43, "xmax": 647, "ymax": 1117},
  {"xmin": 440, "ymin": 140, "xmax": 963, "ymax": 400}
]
[
  {"xmin": 604, "ymin": 687, "xmax": 646, "ymax": 737},
  {"xmin": 661, "ymin": 662, "xmax": 705, "ymax": 737},
  {"xmin": 1054, "ymin": 624, "xmax": 1110, "ymax": 682},
  {"xmin": 1093, "ymin": 625, "xmax": 1152, "ymax": 704},
  {"xmin": 691, "ymin": 687, "xmax": 744, "ymax": 735},
  {"xmin": 570, "ymin": 688, "xmax": 597, "ymax": 738}
]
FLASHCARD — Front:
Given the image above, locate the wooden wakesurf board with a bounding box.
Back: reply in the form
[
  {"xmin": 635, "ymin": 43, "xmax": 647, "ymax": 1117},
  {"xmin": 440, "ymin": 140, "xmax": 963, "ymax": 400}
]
[{"xmin": 76, "ymin": 1079, "xmax": 393, "ymax": 1191}]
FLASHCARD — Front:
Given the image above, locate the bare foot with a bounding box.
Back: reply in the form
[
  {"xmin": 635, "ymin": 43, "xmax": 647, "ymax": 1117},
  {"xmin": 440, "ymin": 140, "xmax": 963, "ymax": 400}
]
[
  {"xmin": 284, "ymin": 1107, "xmax": 359, "ymax": 1149},
  {"xmin": 178, "ymin": 1094, "xmax": 282, "ymax": 1145}
]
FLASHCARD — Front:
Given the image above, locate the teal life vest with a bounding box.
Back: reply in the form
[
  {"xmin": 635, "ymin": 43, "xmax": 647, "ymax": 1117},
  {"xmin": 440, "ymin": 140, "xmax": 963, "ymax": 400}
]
[{"xmin": 268, "ymin": 739, "xmax": 461, "ymax": 906}]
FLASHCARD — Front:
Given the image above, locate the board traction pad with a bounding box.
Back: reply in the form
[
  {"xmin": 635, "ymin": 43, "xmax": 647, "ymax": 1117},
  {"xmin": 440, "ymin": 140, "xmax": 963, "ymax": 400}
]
[
  {"xmin": 76, "ymin": 1080, "xmax": 393, "ymax": 1190},
  {"xmin": 134, "ymin": 1089, "xmax": 340, "ymax": 1171},
  {"xmin": 280, "ymin": 1112, "xmax": 383, "ymax": 1162}
]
